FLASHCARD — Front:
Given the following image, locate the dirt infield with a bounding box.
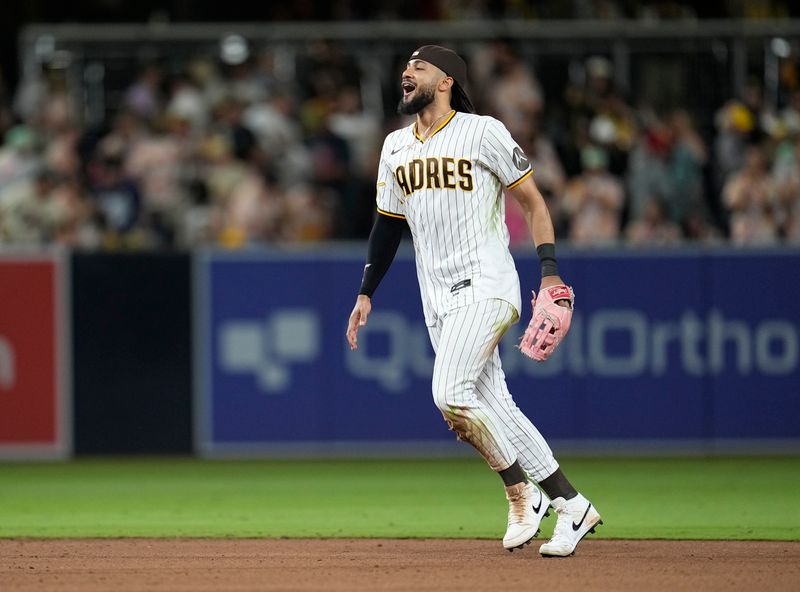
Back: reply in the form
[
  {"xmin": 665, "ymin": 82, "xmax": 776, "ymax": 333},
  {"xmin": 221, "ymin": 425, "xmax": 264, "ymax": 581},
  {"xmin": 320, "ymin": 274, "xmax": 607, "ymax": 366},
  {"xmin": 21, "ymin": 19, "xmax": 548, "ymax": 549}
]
[{"xmin": 2, "ymin": 539, "xmax": 798, "ymax": 592}]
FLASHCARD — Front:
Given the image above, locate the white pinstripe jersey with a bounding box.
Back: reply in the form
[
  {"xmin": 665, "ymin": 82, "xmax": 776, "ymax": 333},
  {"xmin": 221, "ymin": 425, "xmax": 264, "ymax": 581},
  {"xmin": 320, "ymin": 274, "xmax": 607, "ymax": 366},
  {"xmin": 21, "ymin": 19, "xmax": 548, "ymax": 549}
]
[{"xmin": 376, "ymin": 111, "xmax": 533, "ymax": 326}]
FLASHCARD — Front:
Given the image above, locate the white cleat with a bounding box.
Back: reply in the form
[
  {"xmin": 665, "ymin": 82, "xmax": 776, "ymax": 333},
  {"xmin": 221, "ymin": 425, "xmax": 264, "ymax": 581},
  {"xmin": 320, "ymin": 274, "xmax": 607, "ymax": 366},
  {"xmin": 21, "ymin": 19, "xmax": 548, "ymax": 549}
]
[
  {"xmin": 539, "ymin": 493, "xmax": 602, "ymax": 557},
  {"xmin": 503, "ymin": 482, "xmax": 551, "ymax": 551}
]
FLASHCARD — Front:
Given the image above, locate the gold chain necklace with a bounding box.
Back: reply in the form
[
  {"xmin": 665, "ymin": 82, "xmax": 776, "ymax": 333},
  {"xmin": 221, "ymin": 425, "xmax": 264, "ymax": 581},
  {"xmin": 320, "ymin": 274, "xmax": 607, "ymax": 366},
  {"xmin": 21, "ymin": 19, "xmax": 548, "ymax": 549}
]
[{"xmin": 417, "ymin": 110, "xmax": 452, "ymax": 142}]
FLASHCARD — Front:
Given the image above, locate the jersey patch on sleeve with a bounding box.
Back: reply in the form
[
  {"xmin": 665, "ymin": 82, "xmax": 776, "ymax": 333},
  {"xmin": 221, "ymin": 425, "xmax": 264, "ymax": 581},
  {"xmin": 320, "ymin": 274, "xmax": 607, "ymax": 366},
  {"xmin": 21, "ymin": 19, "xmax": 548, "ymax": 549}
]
[{"xmin": 512, "ymin": 147, "xmax": 530, "ymax": 171}]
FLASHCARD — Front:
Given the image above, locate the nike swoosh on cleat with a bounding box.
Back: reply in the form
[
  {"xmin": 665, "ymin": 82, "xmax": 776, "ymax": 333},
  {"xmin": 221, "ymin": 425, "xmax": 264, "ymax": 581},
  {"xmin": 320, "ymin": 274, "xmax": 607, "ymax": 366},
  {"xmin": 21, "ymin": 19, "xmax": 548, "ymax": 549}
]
[
  {"xmin": 531, "ymin": 490, "xmax": 543, "ymax": 514},
  {"xmin": 572, "ymin": 503, "xmax": 592, "ymax": 531}
]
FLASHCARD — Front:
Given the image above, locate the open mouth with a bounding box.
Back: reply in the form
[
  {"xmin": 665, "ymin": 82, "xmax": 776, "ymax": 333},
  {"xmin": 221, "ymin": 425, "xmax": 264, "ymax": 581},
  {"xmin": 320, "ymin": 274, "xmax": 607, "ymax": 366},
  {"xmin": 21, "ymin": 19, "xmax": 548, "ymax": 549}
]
[{"xmin": 401, "ymin": 80, "xmax": 416, "ymax": 97}]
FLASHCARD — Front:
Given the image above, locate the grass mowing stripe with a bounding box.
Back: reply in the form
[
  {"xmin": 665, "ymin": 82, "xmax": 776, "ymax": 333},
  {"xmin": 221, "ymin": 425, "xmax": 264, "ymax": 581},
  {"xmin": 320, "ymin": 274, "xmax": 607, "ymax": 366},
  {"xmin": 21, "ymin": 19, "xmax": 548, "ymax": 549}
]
[{"xmin": 0, "ymin": 457, "xmax": 797, "ymax": 540}]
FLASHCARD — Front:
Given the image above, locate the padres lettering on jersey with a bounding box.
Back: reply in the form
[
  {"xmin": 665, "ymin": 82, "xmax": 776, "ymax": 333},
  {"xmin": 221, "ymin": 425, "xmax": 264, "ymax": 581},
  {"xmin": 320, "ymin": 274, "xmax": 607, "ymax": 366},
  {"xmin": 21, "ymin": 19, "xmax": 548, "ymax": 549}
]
[
  {"xmin": 394, "ymin": 158, "xmax": 474, "ymax": 196},
  {"xmin": 375, "ymin": 111, "xmax": 533, "ymax": 326}
]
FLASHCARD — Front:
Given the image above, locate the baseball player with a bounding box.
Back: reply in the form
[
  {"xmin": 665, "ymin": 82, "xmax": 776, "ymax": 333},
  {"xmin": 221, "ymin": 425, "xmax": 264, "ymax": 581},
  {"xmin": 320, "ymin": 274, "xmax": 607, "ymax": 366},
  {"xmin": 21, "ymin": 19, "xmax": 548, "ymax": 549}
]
[{"xmin": 346, "ymin": 45, "xmax": 601, "ymax": 557}]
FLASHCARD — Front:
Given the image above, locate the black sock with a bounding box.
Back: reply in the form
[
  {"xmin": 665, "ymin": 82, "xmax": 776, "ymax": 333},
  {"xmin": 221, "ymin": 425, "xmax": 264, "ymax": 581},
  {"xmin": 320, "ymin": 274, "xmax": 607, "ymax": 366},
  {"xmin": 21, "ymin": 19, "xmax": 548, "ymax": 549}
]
[
  {"xmin": 538, "ymin": 468, "xmax": 577, "ymax": 500},
  {"xmin": 498, "ymin": 460, "xmax": 527, "ymax": 487}
]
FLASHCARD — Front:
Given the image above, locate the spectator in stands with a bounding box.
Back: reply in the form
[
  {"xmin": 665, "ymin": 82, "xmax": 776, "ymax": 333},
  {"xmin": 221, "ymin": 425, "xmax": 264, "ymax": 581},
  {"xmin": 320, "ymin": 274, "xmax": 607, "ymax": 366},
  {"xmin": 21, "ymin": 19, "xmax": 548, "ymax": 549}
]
[
  {"xmin": 779, "ymin": 90, "xmax": 800, "ymax": 136},
  {"xmin": 221, "ymin": 59, "xmax": 268, "ymax": 107},
  {"xmin": 124, "ymin": 64, "xmax": 163, "ymax": 120},
  {"xmin": 281, "ymin": 183, "xmax": 336, "ymax": 242},
  {"xmin": 327, "ymin": 86, "xmax": 381, "ymax": 178},
  {"xmin": 627, "ymin": 119, "xmax": 673, "ymax": 222},
  {"xmin": 165, "ymin": 74, "xmax": 209, "ymax": 133},
  {"xmin": 587, "ymin": 90, "xmax": 637, "ymax": 177},
  {"xmin": 214, "ymin": 170, "xmax": 277, "ymax": 247},
  {"xmin": 625, "ymin": 198, "xmax": 682, "ymax": 245},
  {"xmin": 250, "ymin": 49, "xmax": 282, "ymax": 100},
  {"xmin": 243, "ymin": 91, "xmax": 311, "ymax": 186},
  {"xmin": 560, "ymin": 55, "xmax": 630, "ymax": 177},
  {"xmin": 723, "ymin": 144, "xmax": 779, "ymax": 245},
  {"xmin": 772, "ymin": 135, "xmax": 800, "ymax": 242},
  {"xmin": 87, "ymin": 148, "xmax": 145, "ymax": 248},
  {"xmin": 304, "ymin": 103, "xmax": 352, "ymax": 236},
  {"xmin": 199, "ymin": 132, "xmax": 277, "ymax": 247},
  {"xmin": 583, "ymin": 56, "xmax": 615, "ymax": 114},
  {"xmin": 0, "ymin": 169, "xmax": 69, "ymax": 245},
  {"xmin": 3, "ymin": 38, "xmax": 798, "ymax": 250},
  {"xmin": 713, "ymin": 101, "xmax": 753, "ymax": 191},
  {"xmin": 13, "ymin": 63, "xmax": 49, "ymax": 124},
  {"xmin": 188, "ymin": 57, "xmax": 228, "ymax": 109},
  {"xmin": 38, "ymin": 71, "xmax": 78, "ymax": 134},
  {"xmin": 44, "ymin": 125, "xmax": 82, "ymax": 181},
  {"xmin": 739, "ymin": 80, "xmax": 772, "ymax": 143},
  {"xmin": 667, "ymin": 109, "xmax": 708, "ymax": 225},
  {"xmin": 124, "ymin": 113, "xmax": 194, "ymax": 245},
  {"xmin": 476, "ymin": 42, "xmax": 544, "ymax": 132},
  {"xmin": 11, "ymin": 59, "xmax": 77, "ymax": 133},
  {"xmin": 0, "ymin": 125, "xmax": 41, "ymax": 195},
  {"xmin": 506, "ymin": 114, "xmax": 568, "ymax": 245},
  {"xmin": 563, "ymin": 145, "xmax": 624, "ymax": 244},
  {"xmin": 683, "ymin": 206, "xmax": 724, "ymax": 244},
  {"xmin": 211, "ymin": 97, "xmax": 259, "ymax": 163}
]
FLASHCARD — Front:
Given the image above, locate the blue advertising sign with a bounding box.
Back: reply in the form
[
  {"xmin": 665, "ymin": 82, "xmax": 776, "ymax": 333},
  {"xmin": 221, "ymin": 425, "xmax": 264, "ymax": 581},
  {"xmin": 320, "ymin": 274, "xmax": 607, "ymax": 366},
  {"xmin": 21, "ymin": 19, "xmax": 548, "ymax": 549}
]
[{"xmin": 195, "ymin": 248, "xmax": 800, "ymax": 456}]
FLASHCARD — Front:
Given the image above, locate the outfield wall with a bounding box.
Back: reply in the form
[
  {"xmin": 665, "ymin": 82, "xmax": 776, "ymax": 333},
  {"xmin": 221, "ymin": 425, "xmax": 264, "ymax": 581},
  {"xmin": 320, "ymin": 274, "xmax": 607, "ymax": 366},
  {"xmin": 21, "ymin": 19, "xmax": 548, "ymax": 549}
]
[
  {"xmin": 1, "ymin": 247, "xmax": 798, "ymax": 458},
  {"xmin": 0, "ymin": 252, "xmax": 70, "ymax": 459},
  {"xmin": 71, "ymin": 253, "xmax": 193, "ymax": 455},
  {"xmin": 194, "ymin": 247, "xmax": 800, "ymax": 457}
]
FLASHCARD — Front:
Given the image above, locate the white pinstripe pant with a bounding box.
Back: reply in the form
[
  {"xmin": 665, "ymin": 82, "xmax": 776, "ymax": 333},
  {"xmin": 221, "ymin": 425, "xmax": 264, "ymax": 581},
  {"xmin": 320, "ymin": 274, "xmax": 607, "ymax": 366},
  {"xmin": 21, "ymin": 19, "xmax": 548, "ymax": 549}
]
[{"xmin": 428, "ymin": 298, "xmax": 559, "ymax": 481}]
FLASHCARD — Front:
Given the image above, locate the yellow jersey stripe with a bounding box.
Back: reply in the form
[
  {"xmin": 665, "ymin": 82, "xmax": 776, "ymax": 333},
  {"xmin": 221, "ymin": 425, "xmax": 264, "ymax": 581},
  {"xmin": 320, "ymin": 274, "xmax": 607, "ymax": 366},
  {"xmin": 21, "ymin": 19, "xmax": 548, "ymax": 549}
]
[
  {"xmin": 377, "ymin": 208, "xmax": 406, "ymax": 220},
  {"xmin": 414, "ymin": 110, "xmax": 456, "ymax": 143},
  {"xmin": 506, "ymin": 168, "xmax": 533, "ymax": 190}
]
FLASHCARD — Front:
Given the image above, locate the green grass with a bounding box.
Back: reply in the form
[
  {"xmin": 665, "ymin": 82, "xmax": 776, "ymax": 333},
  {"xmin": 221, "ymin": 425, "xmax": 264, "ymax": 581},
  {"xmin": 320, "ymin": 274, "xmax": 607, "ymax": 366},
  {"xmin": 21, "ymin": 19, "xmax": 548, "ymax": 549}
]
[{"xmin": 0, "ymin": 457, "xmax": 798, "ymax": 540}]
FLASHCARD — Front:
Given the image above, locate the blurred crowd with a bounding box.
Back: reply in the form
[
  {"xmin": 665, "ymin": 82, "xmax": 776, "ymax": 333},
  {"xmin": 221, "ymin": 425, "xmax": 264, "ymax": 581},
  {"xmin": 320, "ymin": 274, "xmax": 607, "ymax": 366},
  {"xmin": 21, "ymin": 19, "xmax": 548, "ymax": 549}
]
[
  {"xmin": 0, "ymin": 39, "xmax": 799, "ymax": 249},
  {"xmin": 496, "ymin": 48, "xmax": 800, "ymax": 247}
]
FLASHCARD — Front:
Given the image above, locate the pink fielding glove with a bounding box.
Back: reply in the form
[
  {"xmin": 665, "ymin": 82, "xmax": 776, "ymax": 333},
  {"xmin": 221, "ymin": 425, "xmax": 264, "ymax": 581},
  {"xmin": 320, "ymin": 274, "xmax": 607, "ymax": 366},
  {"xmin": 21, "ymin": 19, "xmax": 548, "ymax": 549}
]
[{"xmin": 518, "ymin": 285, "xmax": 574, "ymax": 362}]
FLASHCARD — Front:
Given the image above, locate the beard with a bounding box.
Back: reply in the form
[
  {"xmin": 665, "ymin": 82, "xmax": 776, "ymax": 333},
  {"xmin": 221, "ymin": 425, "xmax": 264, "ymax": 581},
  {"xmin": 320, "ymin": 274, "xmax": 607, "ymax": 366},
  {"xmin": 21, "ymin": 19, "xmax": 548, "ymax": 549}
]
[{"xmin": 397, "ymin": 83, "xmax": 436, "ymax": 115}]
